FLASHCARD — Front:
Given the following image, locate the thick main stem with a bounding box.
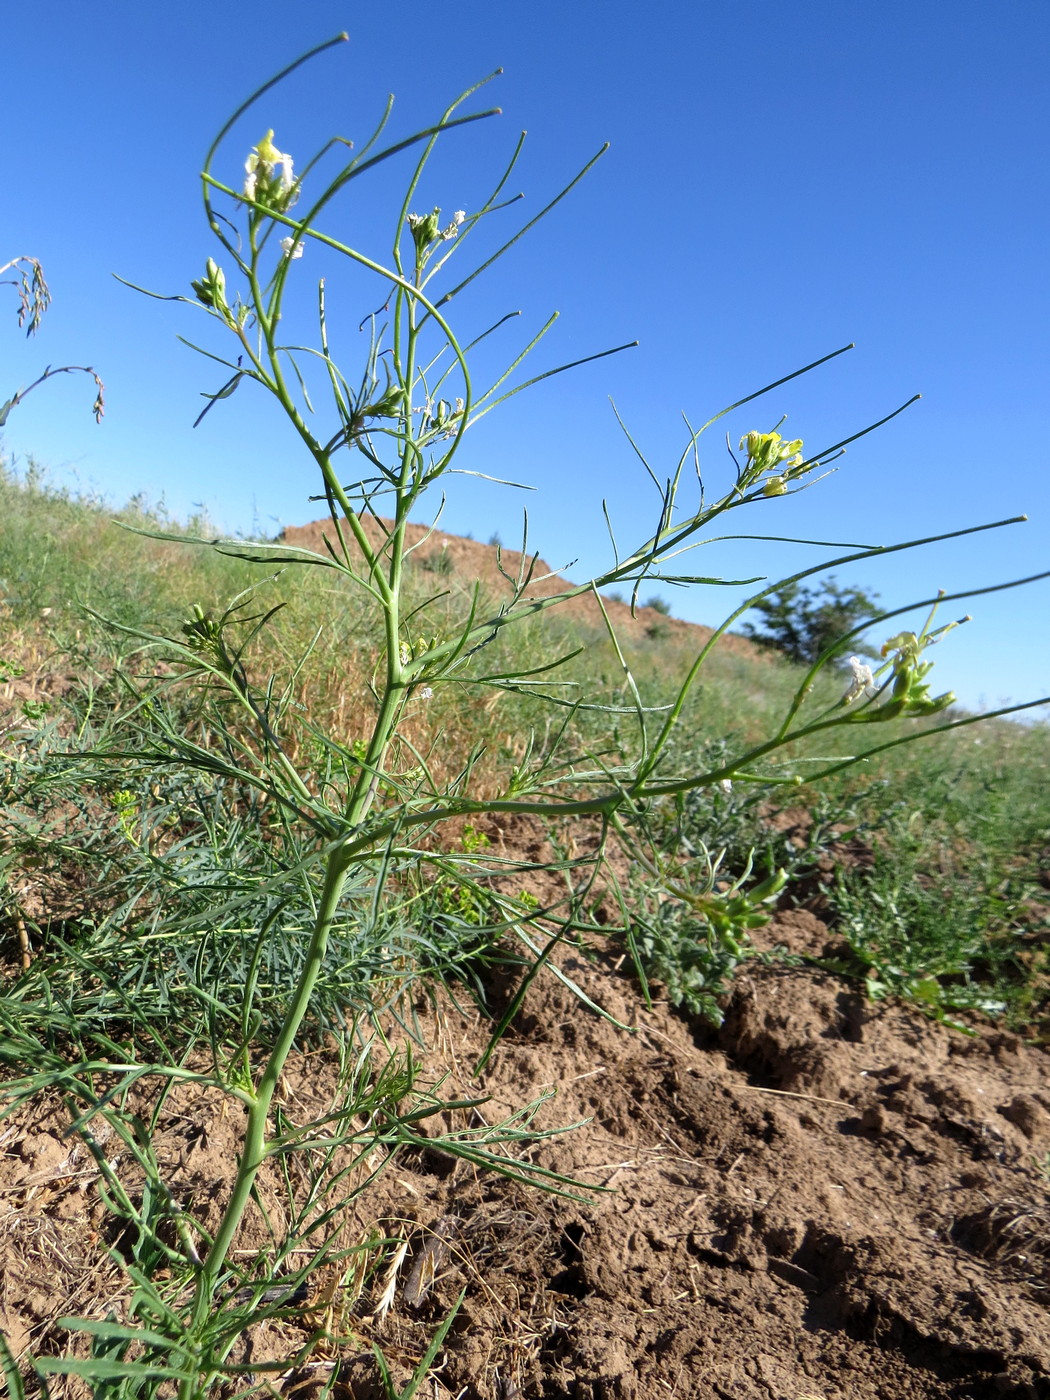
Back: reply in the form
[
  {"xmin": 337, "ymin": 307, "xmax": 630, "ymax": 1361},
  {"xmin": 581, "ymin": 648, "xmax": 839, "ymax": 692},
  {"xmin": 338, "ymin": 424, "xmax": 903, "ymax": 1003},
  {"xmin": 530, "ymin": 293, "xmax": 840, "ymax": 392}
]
[{"xmin": 187, "ymin": 844, "xmax": 353, "ymax": 1346}]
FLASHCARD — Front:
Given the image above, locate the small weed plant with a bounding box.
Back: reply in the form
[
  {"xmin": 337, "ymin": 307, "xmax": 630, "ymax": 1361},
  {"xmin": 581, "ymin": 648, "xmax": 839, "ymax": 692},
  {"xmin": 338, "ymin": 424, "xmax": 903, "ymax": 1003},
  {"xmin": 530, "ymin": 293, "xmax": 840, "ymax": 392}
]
[
  {"xmin": 824, "ymin": 757, "xmax": 1050, "ymax": 1033},
  {"xmin": 5, "ymin": 34, "xmax": 1050, "ymax": 1398},
  {"xmin": 828, "ymin": 814, "xmax": 1024, "ymax": 1027},
  {"xmin": 0, "ymin": 255, "xmax": 103, "ymax": 427}
]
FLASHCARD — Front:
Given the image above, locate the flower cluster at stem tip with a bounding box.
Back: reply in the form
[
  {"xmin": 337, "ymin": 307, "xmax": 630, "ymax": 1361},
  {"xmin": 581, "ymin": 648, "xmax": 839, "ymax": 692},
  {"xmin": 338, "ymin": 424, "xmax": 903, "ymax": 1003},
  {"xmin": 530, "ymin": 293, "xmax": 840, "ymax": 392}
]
[
  {"xmin": 414, "ymin": 395, "xmax": 465, "ymax": 438},
  {"xmin": 191, "ymin": 133, "xmax": 306, "ymax": 317},
  {"xmin": 243, "ymin": 130, "xmax": 297, "ymax": 210},
  {"xmin": 739, "ymin": 429, "xmax": 807, "ymax": 496},
  {"xmin": 840, "ymin": 604, "xmax": 969, "ymax": 719},
  {"xmin": 879, "ymin": 626, "xmax": 960, "ymax": 716},
  {"xmin": 408, "ymin": 208, "xmax": 466, "ymax": 253}
]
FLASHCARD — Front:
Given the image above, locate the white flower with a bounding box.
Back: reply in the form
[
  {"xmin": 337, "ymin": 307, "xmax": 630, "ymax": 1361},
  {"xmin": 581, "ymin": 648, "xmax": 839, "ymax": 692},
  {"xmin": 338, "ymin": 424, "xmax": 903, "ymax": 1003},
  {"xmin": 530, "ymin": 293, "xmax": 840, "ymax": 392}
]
[
  {"xmin": 243, "ymin": 131, "xmax": 296, "ymax": 205},
  {"xmin": 719, "ymin": 778, "xmax": 733, "ymax": 794},
  {"xmin": 419, "ymin": 686, "xmax": 433, "ymax": 700},
  {"xmin": 280, "ymin": 236, "xmax": 304, "ymax": 260},
  {"xmin": 842, "ymin": 655, "xmax": 876, "ymax": 705},
  {"xmin": 440, "ymin": 209, "xmax": 466, "ymax": 241}
]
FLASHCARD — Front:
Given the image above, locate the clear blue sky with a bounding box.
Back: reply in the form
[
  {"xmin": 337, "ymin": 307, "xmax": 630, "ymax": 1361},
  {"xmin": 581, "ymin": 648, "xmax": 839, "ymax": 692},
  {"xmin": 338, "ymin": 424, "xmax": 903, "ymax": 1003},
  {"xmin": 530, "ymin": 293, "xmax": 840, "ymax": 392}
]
[{"xmin": 5, "ymin": 1, "xmax": 1048, "ymax": 714}]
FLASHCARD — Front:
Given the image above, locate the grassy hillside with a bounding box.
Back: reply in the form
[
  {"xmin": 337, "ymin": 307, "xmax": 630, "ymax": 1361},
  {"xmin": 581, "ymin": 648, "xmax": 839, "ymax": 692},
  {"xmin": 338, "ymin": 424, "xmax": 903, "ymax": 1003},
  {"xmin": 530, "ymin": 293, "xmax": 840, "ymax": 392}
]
[{"xmin": 2, "ymin": 459, "xmax": 1047, "ymax": 1038}]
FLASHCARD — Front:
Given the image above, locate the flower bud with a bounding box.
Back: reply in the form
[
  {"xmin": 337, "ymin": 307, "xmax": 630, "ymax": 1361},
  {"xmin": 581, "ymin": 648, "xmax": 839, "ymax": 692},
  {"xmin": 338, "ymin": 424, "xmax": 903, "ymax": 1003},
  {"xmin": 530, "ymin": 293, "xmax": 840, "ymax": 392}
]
[
  {"xmin": 750, "ymin": 868, "xmax": 788, "ymax": 903},
  {"xmin": 740, "ymin": 431, "xmax": 764, "ymax": 458},
  {"xmin": 408, "ymin": 209, "xmax": 442, "ymax": 250},
  {"xmin": 359, "ymin": 384, "xmax": 405, "ymax": 421},
  {"xmin": 191, "ymin": 259, "xmax": 227, "ymax": 311}
]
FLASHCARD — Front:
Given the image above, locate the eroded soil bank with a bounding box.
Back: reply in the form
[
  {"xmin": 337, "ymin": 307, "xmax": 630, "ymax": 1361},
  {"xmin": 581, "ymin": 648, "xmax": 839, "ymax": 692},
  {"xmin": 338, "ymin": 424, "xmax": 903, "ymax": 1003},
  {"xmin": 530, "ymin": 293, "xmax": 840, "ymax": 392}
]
[{"xmin": 3, "ymin": 905, "xmax": 1049, "ymax": 1399}]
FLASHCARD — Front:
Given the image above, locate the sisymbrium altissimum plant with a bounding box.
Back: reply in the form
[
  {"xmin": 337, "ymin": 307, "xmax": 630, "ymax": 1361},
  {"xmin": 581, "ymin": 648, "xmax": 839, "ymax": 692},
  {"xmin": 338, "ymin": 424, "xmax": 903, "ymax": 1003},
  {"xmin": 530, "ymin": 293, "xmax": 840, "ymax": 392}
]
[{"xmin": 21, "ymin": 33, "xmax": 1050, "ymax": 1398}]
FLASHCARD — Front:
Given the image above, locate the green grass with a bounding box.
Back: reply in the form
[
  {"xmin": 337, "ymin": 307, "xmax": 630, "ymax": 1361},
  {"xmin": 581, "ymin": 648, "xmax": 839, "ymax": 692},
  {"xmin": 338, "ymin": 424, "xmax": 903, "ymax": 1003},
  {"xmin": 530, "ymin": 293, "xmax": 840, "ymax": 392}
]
[
  {"xmin": 0, "ymin": 460, "xmax": 259, "ymax": 637},
  {"xmin": 2, "ymin": 460, "xmax": 1048, "ymax": 1044}
]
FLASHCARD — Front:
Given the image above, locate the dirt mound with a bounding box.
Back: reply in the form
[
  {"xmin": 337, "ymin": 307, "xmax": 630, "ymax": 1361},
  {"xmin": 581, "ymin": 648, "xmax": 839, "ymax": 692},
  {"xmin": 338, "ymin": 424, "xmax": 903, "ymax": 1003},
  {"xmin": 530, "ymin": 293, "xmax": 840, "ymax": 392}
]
[
  {"xmin": 3, "ymin": 917, "xmax": 1049, "ymax": 1398},
  {"xmin": 279, "ymin": 515, "xmax": 761, "ymax": 657}
]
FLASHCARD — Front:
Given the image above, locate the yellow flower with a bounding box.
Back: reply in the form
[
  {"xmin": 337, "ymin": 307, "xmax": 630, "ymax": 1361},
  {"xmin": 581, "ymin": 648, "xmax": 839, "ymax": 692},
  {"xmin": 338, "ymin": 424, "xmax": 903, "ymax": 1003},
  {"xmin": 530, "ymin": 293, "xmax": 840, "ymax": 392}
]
[{"xmin": 243, "ymin": 131, "xmax": 296, "ymax": 207}]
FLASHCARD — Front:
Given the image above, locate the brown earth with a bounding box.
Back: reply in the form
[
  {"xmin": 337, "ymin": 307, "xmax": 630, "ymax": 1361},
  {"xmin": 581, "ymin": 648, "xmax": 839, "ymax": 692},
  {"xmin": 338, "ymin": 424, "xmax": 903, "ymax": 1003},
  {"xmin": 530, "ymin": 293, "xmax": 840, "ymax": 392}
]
[{"xmin": 3, "ymin": 898, "xmax": 1049, "ymax": 1399}]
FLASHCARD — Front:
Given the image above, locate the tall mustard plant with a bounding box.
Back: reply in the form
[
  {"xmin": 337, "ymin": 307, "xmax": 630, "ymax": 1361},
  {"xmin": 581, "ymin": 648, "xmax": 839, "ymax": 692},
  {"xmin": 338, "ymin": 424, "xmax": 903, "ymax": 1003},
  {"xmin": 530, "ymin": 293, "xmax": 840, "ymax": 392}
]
[{"xmin": 25, "ymin": 34, "xmax": 1050, "ymax": 1398}]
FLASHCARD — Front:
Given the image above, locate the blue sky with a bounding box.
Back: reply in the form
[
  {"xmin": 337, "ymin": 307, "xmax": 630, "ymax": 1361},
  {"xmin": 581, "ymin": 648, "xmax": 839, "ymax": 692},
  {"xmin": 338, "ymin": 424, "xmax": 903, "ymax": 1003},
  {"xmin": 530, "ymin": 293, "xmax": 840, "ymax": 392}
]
[{"xmin": 5, "ymin": 1, "xmax": 1048, "ymax": 713}]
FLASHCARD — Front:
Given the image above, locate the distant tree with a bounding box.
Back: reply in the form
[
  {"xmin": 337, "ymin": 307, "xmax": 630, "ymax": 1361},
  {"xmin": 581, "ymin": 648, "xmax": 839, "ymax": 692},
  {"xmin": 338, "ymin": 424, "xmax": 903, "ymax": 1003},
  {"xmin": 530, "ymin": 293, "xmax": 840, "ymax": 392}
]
[
  {"xmin": 645, "ymin": 595, "xmax": 671, "ymax": 615},
  {"xmin": 741, "ymin": 575, "xmax": 879, "ymax": 668}
]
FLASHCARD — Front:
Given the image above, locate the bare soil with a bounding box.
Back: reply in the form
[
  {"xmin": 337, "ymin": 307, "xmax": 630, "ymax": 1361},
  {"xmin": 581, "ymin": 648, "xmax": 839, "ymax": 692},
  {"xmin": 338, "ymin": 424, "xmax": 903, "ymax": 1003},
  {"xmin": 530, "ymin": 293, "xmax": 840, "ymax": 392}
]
[{"xmin": 3, "ymin": 903, "xmax": 1049, "ymax": 1399}]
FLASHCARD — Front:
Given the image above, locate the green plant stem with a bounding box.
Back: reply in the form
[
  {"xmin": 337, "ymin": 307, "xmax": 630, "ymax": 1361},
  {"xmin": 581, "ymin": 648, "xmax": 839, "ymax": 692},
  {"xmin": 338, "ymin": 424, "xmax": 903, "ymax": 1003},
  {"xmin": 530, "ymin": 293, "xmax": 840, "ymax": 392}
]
[
  {"xmin": 186, "ymin": 841, "xmax": 354, "ymax": 1362},
  {"xmin": 236, "ymin": 250, "xmax": 386, "ymax": 593},
  {"xmin": 184, "ymin": 276, "xmax": 428, "ymax": 1367}
]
